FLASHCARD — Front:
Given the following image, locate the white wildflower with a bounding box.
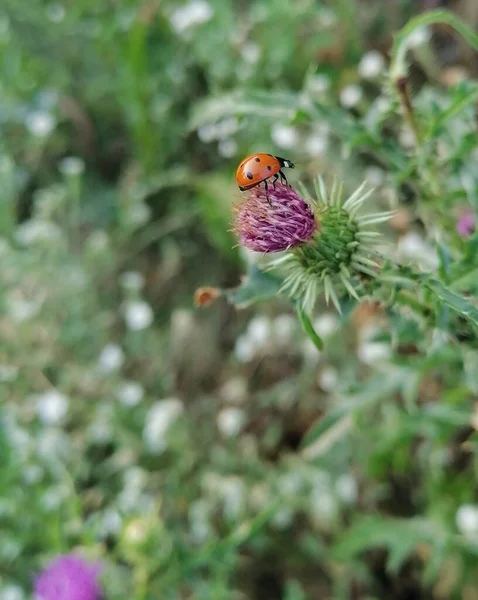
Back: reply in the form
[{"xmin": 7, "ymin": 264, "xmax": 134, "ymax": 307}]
[
  {"xmin": 319, "ymin": 366, "xmax": 338, "ymax": 392},
  {"xmin": 271, "ymin": 124, "xmax": 299, "ymax": 149},
  {"xmin": 127, "ymin": 202, "xmax": 151, "ymax": 227},
  {"xmin": 305, "ymin": 133, "xmax": 328, "ymax": 157},
  {"xmin": 170, "ymin": 0, "xmax": 213, "ymax": 34},
  {"xmin": 117, "ymin": 381, "xmax": 144, "ymax": 407},
  {"xmin": 123, "ymin": 300, "xmax": 154, "ymax": 331},
  {"xmin": 307, "ymin": 74, "xmax": 330, "ymax": 96},
  {"xmin": 25, "ymin": 111, "xmax": 55, "ymax": 137},
  {"xmin": 313, "ymin": 313, "xmax": 339, "ymax": 338},
  {"xmin": 365, "ymin": 166, "xmax": 386, "ymax": 187},
  {"xmin": 143, "ymin": 398, "xmax": 184, "ymax": 453},
  {"xmin": 358, "ymin": 51, "xmax": 386, "ymax": 79},
  {"xmin": 357, "ymin": 324, "xmax": 392, "ymax": 365},
  {"xmin": 15, "ymin": 220, "xmax": 62, "ymax": 246},
  {"xmin": 35, "ymin": 390, "xmax": 69, "ymax": 425},
  {"xmin": 335, "ymin": 474, "xmax": 358, "ymax": 504},
  {"xmin": 407, "ymin": 26, "xmax": 431, "ymax": 48},
  {"xmin": 217, "ymin": 407, "xmax": 246, "ymax": 438},
  {"xmin": 1, "ymin": 585, "xmax": 24, "ymax": 600},
  {"xmin": 456, "ymin": 504, "xmax": 478, "ymax": 542},
  {"xmin": 198, "ymin": 124, "xmax": 217, "ymax": 143},
  {"xmin": 124, "ymin": 518, "xmax": 149, "ymax": 544},
  {"xmin": 215, "ymin": 117, "xmax": 239, "ymax": 139},
  {"xmin": 98, "ymin": 344, "xmax": 124, "ymax": 373},
  {"xmin": 340, "ymin": 85, "xmax": 363, "ymax": 109},
  {"xmin": 272, "ymin": 507, "xmax": 294, "ymax": 530},
  {"xmin": 273, "ymin": 314, "xmax": 296, "ymax": 345}
]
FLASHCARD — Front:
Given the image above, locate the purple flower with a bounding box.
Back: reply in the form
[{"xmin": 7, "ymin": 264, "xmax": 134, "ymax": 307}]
[
  {"xmin": 233, "ymin": 183, "xmax": 318, "ymax": 253},
  {"xmin": 34, "ymin": 554, "xmax": 103, "ymax": 600},
  {"xmin": 457, "ymin": 209, "xmax": 475, "ymax": 238}
]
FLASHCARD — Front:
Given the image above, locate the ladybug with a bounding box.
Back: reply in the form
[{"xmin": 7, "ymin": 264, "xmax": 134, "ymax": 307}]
[{"xmin": 235, "ymin": 153, "xmax": 295, "ymax": 198}]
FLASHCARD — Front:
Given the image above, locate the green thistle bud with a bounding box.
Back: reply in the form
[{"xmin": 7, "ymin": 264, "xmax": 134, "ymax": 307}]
[{"xmin": 268, "ymin": 177, "xmax": 393, "ymax": 313}]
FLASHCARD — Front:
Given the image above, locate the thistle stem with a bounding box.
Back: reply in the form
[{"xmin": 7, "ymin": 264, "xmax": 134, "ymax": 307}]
[{"xmin": 296, "ymin": 304, "xmax": 324, "ymax": 351}]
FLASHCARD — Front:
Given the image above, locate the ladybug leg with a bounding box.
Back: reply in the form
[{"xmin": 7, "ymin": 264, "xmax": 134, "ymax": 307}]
[
  {"xmin": 272, "ymin": 173, "xmax": 279, "ymax": 189},
  {"xmin": 264, "ymin": 180, "xmax": 272, "ymax": 205},
  {"xmin": 279, "ymin": 170, "xmax": 289, "ymax": 187}
]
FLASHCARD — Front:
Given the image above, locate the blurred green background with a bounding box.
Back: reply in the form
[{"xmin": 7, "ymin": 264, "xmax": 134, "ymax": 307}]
[{"xmin": 2, "ymin": 0, "xmax": 478, "ymax": 598}]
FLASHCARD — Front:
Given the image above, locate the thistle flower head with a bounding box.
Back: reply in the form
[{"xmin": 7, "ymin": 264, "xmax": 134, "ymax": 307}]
[
  {"xmin": 34, "ymin": 554, "xmax": 103, "ymax": 600},
  {"xmin": 267, "ymin": 177, "xmax": 393, "ymax": 313},
  {"xmin": 456, "ymin": 209, "xmax": 475, "ymax": 238},
  {"xmin": 233, "ymin": 183, "xmax": 318, "ymax": 253}
]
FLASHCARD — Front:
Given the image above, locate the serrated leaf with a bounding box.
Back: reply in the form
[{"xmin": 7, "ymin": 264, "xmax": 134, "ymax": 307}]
[
  {"xmin": 333, "ymin": 516, "xmax": 442, "ymax": 574},
  {"xmin": 226, "ymin": 265, "xmax": 283, "ymax": 308},
  {"xmin": 425, "ymin": 278, "xmax": 478, "ymax": 328}
]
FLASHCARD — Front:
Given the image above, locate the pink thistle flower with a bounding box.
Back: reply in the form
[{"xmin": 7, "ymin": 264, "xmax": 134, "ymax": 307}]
[
  {"xmin": 34, "ymin": 554, "xmax": 103, "ymax": 600},
  {"xmin": 233, "ymin": 183, "xmax": 318, "ymax": 253},
  {"xmin": 456, "ymin": 209, "xmax": 475, "ymax": 238}
]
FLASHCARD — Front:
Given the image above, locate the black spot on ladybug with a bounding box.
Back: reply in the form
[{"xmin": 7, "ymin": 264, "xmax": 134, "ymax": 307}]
[
  {"xmin": 267, "ymin": 165, "xmax": 272, "ymax": 171},
  {"xmin": 255, "ymin": 157, "xmax": 260, "ymax": 162},
  {"xmin": 247, "ymin": 172, "xmax": 254, "ymax": 180}
]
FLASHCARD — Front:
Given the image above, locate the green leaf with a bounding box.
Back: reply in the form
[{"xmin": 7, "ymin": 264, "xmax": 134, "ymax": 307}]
[
  {"xmin": 188, "ymin": 90, "xmax": 305, "ymax": 131},
  {"xmin": 424, "ymin": 278, "xmax": 478, "ymax": 328},
  {"xmin": 333, "ymin": 516, "xmax": 443, "ymax": 574},
  {"xmin": 226, "ymin": 265, "xmax": 283, "ymax": 308},
  {"xmin": 427, "ymin": 81, "xmax": 478, "ymax": 138},
  {"xmin": 301, "ymin": 371, "xmax": 405, "ymax": 458}
]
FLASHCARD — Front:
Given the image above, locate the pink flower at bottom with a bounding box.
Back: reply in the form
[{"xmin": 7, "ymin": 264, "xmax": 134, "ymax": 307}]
[
  {"xmin": 233, "ymin": 183, "xmax": 318, "ymax": 253},
  {"xmin": 34, "ymin": 554, "xmax": 103, "ymax": 600}
]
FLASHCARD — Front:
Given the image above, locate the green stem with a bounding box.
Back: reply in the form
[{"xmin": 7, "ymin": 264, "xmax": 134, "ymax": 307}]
[
  {"xmin": 390, "ymin": 10, "xmax": 478, "ymax": 82},
  {"xmin": 389, "ymin": 10, "xmax": 478, "ymax": 148},
  {"xmin": 296, "ymin": 304, "xmax": 324, "ymax": 351}
]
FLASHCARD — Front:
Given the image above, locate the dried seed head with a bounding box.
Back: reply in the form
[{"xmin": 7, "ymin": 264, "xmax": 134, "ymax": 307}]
[{"xmin": 233, "ymin": 183, "xmax": 318, "ymax": 253}]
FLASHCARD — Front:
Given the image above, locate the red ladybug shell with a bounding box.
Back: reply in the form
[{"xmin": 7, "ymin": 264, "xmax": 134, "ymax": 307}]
[{"xmin": 235, "ymin": 153, "xmax": 293, "ymax": 191}]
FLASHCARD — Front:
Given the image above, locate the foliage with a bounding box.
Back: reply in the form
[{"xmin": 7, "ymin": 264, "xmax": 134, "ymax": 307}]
[{"xmin": 2, "ymin": 1, "xmax": 478, "ymax": 599}]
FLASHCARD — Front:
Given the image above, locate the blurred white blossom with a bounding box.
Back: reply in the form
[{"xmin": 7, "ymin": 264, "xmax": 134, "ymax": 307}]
[
  {"xmin": 273, "ymin": 314, "xmax": 296, "ymax": 345},
  {"xmin": 15, "ymin": 220, "xmax": 62, "ymax": 247},
  {"xmin": 407, "ymin": 26, "xmax": 431, "ymax": 48},
  {"xmin": 305, "ymin": 133, "xmax": 328, "ymax": 157},
  {"xmin": 313, "ymin": 313, "xmax": 339, "ymax": 338},
  {"xmin": 271, "ymin": 124, "xmax": 299, "ymax": 149},
  {"xmin": 456, "ymin": 504, "xmax": 478, "ymax": 542},
  {"xmin": 319, "ymin": 366, "xmax": 338, "ymax": 392},
  {"xmin": 272, "ymin": 507, "xmax": 294, "ymax": 530},
  {"xmin": 1, "ymin": 585, "xmax": 24, "ymax": 600},
  {"xmin": 357, "ymin": 324, "xmax": 392, "ymax": 365},
  {"xmin": 98, "ymin": 344, "xmax": 125, "ymax": 373},
  {"xmin": 25, "ymin": 111, "xmax": 55, "ymax": 137},
  {"xmin": 123, "ymin": 300, "xmax": 154, "ymax": 331},
  {"xmin": 35, "ymin": 390, "xmax": 69, "ymax": 425},
  {"xmin": 336, "ymin": 474, "xmax": 358, "ymax": 504},
  {"xmin": 143, "ymin": 398, "xmax": 184, "ymax": 453},
  {"xmin": 358, "ymin": 51, "xmax": 386, "ymax": 79},
  {"xmin": 217, "ymin": 407, "xmax": 246, "ymax": 438},
  {"xmin": 117, "ymin": 381, "xmax": 144, "ymax": 407},
  {"xmin": 340, "ymin": 85, "xmax": 363, "ymax": 109},
  {"xmin": 127, "ymin": 203, "xmax": 151, "ymax": 228},
  {"xmin": 365, "ymin": 166, "xmax": 386, "ymax": 187},
  {"xmin": 170, "ymin": 0, "xmax": 213, "ymax": 34},
  {"xmin": 307, "ymin": 74, "xmax": 330, "ymax": 96}
]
